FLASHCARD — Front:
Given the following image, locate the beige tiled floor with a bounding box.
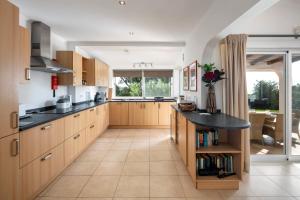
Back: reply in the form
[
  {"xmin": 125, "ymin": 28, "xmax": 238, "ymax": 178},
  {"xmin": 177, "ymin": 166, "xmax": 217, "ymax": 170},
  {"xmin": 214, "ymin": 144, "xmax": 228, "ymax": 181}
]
[{"xmin": 37, "ymin": 128, "xmax": 300, "ymax": 200}]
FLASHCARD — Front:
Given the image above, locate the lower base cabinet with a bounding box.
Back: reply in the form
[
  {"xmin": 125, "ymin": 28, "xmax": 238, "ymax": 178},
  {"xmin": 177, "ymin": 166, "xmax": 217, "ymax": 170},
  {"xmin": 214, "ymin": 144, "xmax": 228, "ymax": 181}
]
[
  {"xmin": 21, "ymin": 143, "xmax": 64, "ymax": 200},
  {"xmin": 0, "ymin": 133, "xmax": 20, "ymax": 200}
]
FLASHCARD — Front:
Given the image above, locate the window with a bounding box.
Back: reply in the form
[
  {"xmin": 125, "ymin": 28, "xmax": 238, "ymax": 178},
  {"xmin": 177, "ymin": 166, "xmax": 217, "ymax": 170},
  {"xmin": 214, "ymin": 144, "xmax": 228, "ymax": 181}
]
[
  {"xmin": 145, "ymin": 77, "xmax": 171, "ymax": 97},
  {"xmin": 113, "ymin": 70, "xmax": 173, "ymax": 98}
]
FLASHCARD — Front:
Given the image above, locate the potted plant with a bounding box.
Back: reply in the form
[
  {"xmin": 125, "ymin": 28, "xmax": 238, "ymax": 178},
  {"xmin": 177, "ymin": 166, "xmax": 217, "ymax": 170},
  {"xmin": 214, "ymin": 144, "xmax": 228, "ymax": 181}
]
[{"xmin": 200, "ymin": 63, "xmax": 225, "ymax": 113}]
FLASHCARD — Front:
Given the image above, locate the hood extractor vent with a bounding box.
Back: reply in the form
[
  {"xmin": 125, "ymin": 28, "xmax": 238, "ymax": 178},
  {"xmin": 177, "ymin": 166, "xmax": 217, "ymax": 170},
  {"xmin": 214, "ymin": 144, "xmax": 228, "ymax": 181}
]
[{"xmin": 30, "ymin": 21, "xmax": 72, "ymax": 73}]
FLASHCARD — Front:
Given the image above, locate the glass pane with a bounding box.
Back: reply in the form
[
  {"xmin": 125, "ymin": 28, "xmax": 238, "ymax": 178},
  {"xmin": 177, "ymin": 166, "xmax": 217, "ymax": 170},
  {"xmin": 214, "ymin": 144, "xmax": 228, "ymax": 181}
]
[
  {"xmin": 145, "ymin": 77, "xmax": 171, "ymax": 97},
  {"xmin": 246, "ymin": 54, "xmax": 285, "ymax": 155},
  {"xmin": 114, "ymin": 77, "xmax": 142, "ymax": 97},
  {"xmin": 291, "ymin": 54, "xmax": 300, "ymax": 155}
]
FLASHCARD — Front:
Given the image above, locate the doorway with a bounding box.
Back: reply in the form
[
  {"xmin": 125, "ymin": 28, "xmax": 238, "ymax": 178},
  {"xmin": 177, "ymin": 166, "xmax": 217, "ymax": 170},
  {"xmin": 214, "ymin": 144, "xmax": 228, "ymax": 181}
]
[{"xmin": 246, "ymin": 53, "xmax": 286, "ymax": 157}]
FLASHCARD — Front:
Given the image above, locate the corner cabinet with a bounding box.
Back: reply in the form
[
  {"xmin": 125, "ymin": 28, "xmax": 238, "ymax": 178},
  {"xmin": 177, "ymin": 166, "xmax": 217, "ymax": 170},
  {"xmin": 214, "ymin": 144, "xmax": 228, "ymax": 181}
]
[
  {"xmin": 56, "ymin": 51, "xmax": 83, "ymax": 86},
  {"xmin": 82, "ymin": 58, "xmax": 109, "ymax": 87}
]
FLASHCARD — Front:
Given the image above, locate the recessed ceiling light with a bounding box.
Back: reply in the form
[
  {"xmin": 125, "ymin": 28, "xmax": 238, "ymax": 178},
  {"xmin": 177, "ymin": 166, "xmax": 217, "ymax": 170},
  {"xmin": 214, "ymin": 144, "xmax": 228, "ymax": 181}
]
[
  {"xmin": 129, "ymin": 32, "xmax": 134, "ymax": 36},
  {"xmin": 119, "ymin": 1, "xmax": 126, "ymax": 5}
]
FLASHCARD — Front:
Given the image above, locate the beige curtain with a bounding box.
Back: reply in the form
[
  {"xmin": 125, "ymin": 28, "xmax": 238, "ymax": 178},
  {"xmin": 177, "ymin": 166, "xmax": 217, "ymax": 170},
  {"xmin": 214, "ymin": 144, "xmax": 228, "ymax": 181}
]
[{"xmin": 220, "ymin": 34, "xmax": 250, "ymax": 172}]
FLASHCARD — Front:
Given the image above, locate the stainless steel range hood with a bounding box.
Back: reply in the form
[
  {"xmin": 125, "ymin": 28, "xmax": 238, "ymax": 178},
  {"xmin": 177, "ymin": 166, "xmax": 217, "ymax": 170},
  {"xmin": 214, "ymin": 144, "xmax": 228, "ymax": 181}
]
[{"xmin": 30, "ymin": 21, "xmax": 72, "ymax": 73}]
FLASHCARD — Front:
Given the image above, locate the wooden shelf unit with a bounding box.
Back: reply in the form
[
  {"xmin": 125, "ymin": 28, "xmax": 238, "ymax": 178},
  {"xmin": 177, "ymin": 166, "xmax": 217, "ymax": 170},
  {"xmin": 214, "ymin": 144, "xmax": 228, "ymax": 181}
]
[{"xmin": 186, "ymin": 121, "xmax": 244, "ymax": 190}]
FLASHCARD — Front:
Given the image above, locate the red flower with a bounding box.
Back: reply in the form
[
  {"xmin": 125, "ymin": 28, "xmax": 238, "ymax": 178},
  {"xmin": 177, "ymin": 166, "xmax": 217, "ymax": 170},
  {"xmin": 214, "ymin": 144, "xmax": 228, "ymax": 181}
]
[{"xmin": 204, "ymin": 72, "xmax": 214, "ymax": 81}]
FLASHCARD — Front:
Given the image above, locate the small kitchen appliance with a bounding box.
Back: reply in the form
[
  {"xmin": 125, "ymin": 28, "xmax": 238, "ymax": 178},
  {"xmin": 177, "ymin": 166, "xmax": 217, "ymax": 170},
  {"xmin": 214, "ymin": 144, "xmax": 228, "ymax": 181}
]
[
  {"xmin": 94, "ymin": 92, "xmax": 106, "ymax": 102},
  {"xmin": 56, "ymin": 95, "xmax": 72, "ymax": 109}
]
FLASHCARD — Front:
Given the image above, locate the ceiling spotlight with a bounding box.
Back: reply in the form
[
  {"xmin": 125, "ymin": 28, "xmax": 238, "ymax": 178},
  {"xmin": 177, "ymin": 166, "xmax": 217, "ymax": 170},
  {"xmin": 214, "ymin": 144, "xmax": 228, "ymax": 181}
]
[
  {"xmin": 118, "ymin": 1, "xmax": 126, "ymax": 6},
  {"xmin": 129, "ymin": 32, "xmax": 134, "ymax": 36}
]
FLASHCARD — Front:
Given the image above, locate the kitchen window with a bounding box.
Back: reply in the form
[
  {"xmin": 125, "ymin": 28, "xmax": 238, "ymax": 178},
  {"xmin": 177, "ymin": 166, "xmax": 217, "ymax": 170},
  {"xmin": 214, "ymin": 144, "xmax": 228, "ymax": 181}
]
[{"xmin": 113, "ymin": 70, "xmax": 173, "ymax": 98}]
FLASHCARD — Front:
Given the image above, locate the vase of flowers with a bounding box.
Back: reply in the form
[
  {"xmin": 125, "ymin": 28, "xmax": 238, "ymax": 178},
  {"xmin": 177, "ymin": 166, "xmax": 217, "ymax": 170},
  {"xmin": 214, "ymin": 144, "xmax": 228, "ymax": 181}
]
[{"xmin": 200, "ymin": 63, "xmax": 225, "ymax": 113}]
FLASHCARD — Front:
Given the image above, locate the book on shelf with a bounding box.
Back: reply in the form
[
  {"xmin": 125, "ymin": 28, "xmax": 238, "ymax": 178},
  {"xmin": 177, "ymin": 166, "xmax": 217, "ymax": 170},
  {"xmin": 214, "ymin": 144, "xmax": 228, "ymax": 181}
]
[
  {"xmin": 196, "ymin": 153, "xmax": 234, "ymax": 176},
  {"xmin": 196, "ymin": 129, "xmax": 219, "ymax": 148}
]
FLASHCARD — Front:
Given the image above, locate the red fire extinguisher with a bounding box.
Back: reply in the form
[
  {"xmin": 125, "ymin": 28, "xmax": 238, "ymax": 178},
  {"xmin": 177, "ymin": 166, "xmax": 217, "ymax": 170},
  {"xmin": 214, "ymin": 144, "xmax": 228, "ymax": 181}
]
[{"xmin": 51, "ymin": 75, "xmax": 58, "ymax": 97}]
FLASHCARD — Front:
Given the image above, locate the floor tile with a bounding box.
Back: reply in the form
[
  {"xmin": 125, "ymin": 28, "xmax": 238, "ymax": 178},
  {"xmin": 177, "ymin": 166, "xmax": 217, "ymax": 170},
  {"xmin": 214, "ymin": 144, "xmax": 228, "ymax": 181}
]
[
  {"xmin": 79, "ymin": 176, "xmax": 119, "ymax": 197},
  {"xmin": 64, "ymin": 162, "xmax": 98, "ymax": 175},
  {"xmin": 122, "ymin": 162, "xmax": 149, "ymax": 175},
  {"xmin": 89, "ymin": 142, "xmax": 113, "ymax": 151},
  {"xmin": 175, "ymin": 160, "xmax": 189, "ymax": 175},
  {"xmin": 94, "ymin": 162, "xmax": 124, "ymax": 175},
  {"xmin": 150, "ymin": 150, "xmax": 173, "ymax": 161},
  {"xmin": 130, "ymin": 142, "xmax": 149, "ymax": 150},
  {"xmin": 150, "ymin": 161, "xmax": 178, "ymax": 175},
  {"xmin": 76, "ymin": 150, "xmax": 107, "ymax": 163},
  {"xmin": 103, "ymin": 150, "xmax": 128, "ymax": 162},
  {"xmin": 127, "ymin": 150, "xmax": 149, "ymax": 162},
  {"xmin": 35, "ymin": 197, "xmax": 77, "ymax": 200},
  {"xmin": 267, "ymin": 175, "xmax": 300, "ymax": 196},
  {"xmin": 45, "ymin": 176, "xmax": 89, "ymax": 197},
  {"xmin": 115, "ymin": 176, "xmax": 150, "ymax": 197},
  {"xmin": 111, "ymin": 142, "xmax": 132, "ymax": 150},
  {"xmin": 150, "ymin": 176, "xmax": 185, "ymax": 197}
]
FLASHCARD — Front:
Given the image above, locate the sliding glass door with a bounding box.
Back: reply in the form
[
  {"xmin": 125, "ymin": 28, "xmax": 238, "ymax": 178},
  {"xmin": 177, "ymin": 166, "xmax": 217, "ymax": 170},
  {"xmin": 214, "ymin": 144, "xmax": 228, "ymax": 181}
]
[
  {"xmin": 290, "ymin": 53, "xmax": 300, "ymax": 156},
  {"xmin": 246, "ymin": 53, "xmax": 286, "ymax": 158}
]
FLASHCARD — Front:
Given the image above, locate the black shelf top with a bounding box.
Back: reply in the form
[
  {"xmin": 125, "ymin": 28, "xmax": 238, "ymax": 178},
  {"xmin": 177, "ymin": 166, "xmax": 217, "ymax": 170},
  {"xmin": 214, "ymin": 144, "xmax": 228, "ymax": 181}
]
[
  {"xmin": 172, "ymin": 105, "xmax": 250, "ymax": 130},
  {"xmin": 19, "ymin": 101, "xmax": 108, "ymax": 131}
]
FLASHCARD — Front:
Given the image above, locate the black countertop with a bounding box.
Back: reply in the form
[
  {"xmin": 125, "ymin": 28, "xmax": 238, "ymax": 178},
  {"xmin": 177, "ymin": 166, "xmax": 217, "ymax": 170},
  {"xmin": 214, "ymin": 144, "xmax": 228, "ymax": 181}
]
[
  {"xmin": 19, "ymin": 101, "xmax": 108, "ymax": 131},
  {"xmin": 172, "ymin": 105, "xmax": 250, "ymax": 130}
]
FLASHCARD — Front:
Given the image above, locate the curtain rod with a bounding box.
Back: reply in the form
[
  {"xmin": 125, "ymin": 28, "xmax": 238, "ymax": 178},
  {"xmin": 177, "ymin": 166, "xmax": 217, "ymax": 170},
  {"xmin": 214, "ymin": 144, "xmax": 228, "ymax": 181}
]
[{"xmin": 248, "ymin": 34, "xmax": 299, "ymax": 39}]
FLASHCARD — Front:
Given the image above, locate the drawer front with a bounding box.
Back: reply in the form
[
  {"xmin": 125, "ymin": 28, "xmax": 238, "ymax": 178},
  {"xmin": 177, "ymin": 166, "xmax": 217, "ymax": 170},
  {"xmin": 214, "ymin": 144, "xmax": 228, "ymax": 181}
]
[
  {"xmin": 20, "ymin": 118, "xmax": 64, "ymax": 167},
  {"xmin": 21, "ymin": 144, "xmax": 64, "ymax": 200},
  {"xmin": 64, "ymin": 136, "xmax": 76, "ymax": 167},
  {"xmin": 86, "ymin": 122, "xmax": 96, "ymax": 145},
  {"xmin": 86, "ymin": 107, "xmax": 96, "ymax": 125}
]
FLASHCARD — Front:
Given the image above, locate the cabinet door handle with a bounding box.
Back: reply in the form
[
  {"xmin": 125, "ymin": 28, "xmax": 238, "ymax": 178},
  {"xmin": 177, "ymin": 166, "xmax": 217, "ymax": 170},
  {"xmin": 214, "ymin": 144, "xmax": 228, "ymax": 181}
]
[
  {"xmin": 90, "ymin": 125, "xmax": 95, "ymax": 129},
  {"xmin": 41, "ymin": 124, "xmax": 52, "ymax": 130},
  {"xmin": 11, "ymin": 112, "xmax": 19, "ymax": 129},
  {"xmin": 11, "ymin": 138, "xmax": 19, "ymax": 157},
  {"xmin": 158, "ymin": 103, "xmax": 160, "ymax": 109},
  {"xmin": 74, "ymin": 114, "xmax": 80, "ymax": 118},
  {"xmin": 25, "ymin": 68, "xmax": 31, "ymax": 80},
  {"xmin": 90, "ymin": 108, "xmax": 94, "ymax": 112},
  {"xmin": 73, "ymin": 134, "xmax": 80, "ymax": 139},
  {"xmin": 41, "ymin": 153, "xmax": 52, "ymax": 161},
  {"xmin": 144, "ymin": 104, "xmax": 146, "ymax": 109}
]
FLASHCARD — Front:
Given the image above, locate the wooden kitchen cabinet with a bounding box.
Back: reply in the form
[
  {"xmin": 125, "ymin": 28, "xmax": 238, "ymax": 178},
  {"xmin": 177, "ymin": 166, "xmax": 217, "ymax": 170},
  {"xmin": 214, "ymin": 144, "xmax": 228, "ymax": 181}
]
[
  {"xmin": 19, "ymin": 26, "xmax": 30, "ymax": 83},
  {"xmin": 21, "ymin": 144, "xmax": 64, "ymax": 200},
  {"xmin": 177, "ymin": 112, "xmax": 187, "ymax": 165},
  {"xmin": 64, "ymin": 111, "xmax": 86, "ymax": 139},
  {"xmin": 86, "ymin": 107, "xmax": 97, "ymax": 126},
  {"xmin": 57, "ymin": 51, "xmax": 83, "ymax": 86},
  {"xmin": 158, "ymin": 102, "xmax": 173, "ymax": 125},
  {"xmin": 129, "ymin": 102, "xmax": 144, "ymax": 125},
  {"xmin": 20, "ymin": 118, "xmax": 65, "ymax": 167},
  {"xmin": 171, "ymin": 108, "xmax": 177, "ymax": 142},
  {"xmin": 0, "ymin": 0, "xmax": 19, "ymax": 139},
  {"xmin": 109, "ymin": 102, "xmax": 129, "ymax": 125},
  {"xmin": 144, "ymin": 102, "xmax": 159, "ymax": 125},
  {"xmin": 0, "ymin": 133, "xmax": 20, "ymax": 200},
  {"xmin": 83, "ymin": 58, "xmax": 109, "ymax": 87}
]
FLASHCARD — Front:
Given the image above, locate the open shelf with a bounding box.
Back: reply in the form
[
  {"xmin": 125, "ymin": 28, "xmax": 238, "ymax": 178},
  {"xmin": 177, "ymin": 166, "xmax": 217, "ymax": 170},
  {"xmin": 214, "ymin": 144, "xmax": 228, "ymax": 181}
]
[{"xmin": 196, "ymin": 143, "xmax": 241, "ymax": 154}]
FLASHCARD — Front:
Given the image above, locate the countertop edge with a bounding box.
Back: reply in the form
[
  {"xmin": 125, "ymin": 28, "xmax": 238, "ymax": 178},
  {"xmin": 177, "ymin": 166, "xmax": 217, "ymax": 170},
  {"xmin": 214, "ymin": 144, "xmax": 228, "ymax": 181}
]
[
  {"xmin": 171, "ymin": 105, "xmax": 251, "ymax": 130},
  {"xmin": 19, "ymin": 101, "xmax": 108, "ymax": 132}
]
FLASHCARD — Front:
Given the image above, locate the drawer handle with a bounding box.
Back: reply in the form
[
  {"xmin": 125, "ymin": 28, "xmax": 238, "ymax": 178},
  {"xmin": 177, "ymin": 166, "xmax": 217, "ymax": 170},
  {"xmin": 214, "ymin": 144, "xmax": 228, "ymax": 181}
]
[
  {"xmin": 41, "ymin": 124, "xmax": 52, "ymax": 130},
  {"xmin": 90, "ymin": 108, "xmax": 94, "ymax": 112},
  {"xmin": 11, "ymin": 112, "xmax": 19, "ymax": 129},
  {"xmin": 25, "ymin": 68, "xmax": 31, "ymax": 80},
  {"xmin": 90, "ymin": 125, "xmax": 95, "ymax": 129},
  {"xmin": 73, "ymin": 134, "xmax": 80, "ymax": 139},
  {"xmin": 41, "ymin": 153, "xmax": 52, "ymax": 161},
  {"xmin": 11, "ymin": 139, "xmax": 19, "ymax": 157},
  {"xmin": 74, "ymin": 114, "xmax": 80, "ymax": 118}
]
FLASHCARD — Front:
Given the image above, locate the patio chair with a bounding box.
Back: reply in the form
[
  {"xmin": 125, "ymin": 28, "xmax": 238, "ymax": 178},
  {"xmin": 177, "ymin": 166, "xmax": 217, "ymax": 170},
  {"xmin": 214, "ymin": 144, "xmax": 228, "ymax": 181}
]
[{"xmin": 249, "ymin": 112, "xmax": 266, "ymax": 141}]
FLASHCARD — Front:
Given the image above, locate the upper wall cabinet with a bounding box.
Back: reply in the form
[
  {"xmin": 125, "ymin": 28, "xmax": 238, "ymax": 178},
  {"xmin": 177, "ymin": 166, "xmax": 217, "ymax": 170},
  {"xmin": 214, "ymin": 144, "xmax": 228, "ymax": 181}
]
[
  {"xmin": 82, "ymin": 58, "xmax": 109, "ymax": 87},
  {"xmin": 56, "ymin": 51, "xmax": 82, "ymax": 86},
  {"xmin": 19, "ymin": 26, "xmax": 30, "ymax": 84}
]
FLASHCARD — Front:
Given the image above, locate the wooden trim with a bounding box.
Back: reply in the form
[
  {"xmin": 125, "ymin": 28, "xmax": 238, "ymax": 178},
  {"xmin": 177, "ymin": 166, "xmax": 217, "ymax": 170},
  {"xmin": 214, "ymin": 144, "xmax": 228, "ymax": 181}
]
[{"xmin": 108, "ymin": 125, "xmax": 169, "ymax": 129}]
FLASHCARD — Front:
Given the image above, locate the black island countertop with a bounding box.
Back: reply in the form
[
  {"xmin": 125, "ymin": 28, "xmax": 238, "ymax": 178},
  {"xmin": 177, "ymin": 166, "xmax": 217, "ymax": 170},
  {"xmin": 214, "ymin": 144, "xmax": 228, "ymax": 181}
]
[
  {"xmin": 172, "ymin": 105, "xmax": 250, "ymax": 130},
  {"xmin": 19, "ymin": 101, "xmax": 108, "ymax": 131}
]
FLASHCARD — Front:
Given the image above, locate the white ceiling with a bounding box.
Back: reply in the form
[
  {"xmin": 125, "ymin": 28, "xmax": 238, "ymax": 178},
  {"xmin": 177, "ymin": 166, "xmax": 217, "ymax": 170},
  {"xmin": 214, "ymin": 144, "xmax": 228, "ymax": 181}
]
[
  {"xmin": 12, "ymin": 0, "xmax": 214, "ymax": 42},
  {"xmin": 79, "ymin": 45, "xmax": 183, "ymax": 69}
]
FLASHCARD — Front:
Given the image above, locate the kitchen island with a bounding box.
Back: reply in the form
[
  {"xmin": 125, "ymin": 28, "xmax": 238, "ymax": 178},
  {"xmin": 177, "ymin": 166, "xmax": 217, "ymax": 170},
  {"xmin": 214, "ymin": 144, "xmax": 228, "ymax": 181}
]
[{"xmin": 171, "ymin": 105, "xmax": 250, "ymax": 190}]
